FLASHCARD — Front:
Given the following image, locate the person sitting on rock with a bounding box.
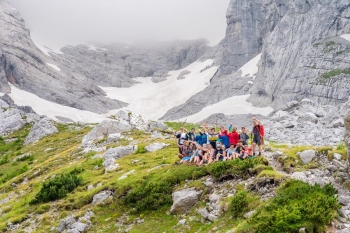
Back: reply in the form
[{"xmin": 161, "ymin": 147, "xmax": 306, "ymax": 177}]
[
  {"xmin": 251, "ymin": 117, "xmax": 264, "ymax": 156},
  {"xmin": 194, "ymin": 142, "xmax": 211, "ymax": 166},
  {"xmin": 239, "ymin": 127, "xmax": 250, "ymax": 146},
  {"xmin": 180, "ymin": 142, "xmax": 195, "ymax": 164},
  {"xmin": 176, "ymin": 139, "xmax": 189, "ymax": 161},
  {"xmin": 234, "ymin": 140, "xmax": 245, "ymax": 159},
  {"xmin": 226, "ymin": 144, "xmax": 238, "ymax": 160},
  {"xmin": 215, "ymin": 143, "xmax": 227, "ymax": 162}
]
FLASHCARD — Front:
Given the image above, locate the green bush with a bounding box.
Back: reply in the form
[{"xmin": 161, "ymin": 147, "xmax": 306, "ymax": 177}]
[
  {"xmin": 208, "ymin": 157, "xmax": 267, "ymax": 179},
  {"xmin": 245, "ymin": 180, "xmax": 340, "ymax": 233},
  {"xmin": 337, "ymin": 141, "xmax": 346, "ymax": 150},
  {"xmin": 124, "ymin": 165, "xmax": 208, "ymax": 211},
  {"xmin": 31, "ymin": 173, "xmax": 83, "ymax": 204},
  {"xmin": 135, "ymin": 145, "xmax": 147, "ymax": 154},
  {"xmin": 321, "ymin": 67, "xmax": 350, "ymax": 79},
  {"xmin": 231, "ymin": 191, "xmax": 250, "ymax": 218}
]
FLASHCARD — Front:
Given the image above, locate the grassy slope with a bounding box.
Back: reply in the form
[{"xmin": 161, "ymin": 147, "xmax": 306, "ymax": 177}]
[{"xmin": 0, "ymin": 124, "xmax": 345, "ymax": 233}]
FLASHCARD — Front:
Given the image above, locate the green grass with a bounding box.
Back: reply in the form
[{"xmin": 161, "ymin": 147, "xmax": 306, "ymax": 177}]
[
  {"xmin": 164, "ymin": 121, "xmax": 200, "ymax": 131},
  {"xmin": 320, "ymin": 67, "xmax": 350, "ymax": 79}
]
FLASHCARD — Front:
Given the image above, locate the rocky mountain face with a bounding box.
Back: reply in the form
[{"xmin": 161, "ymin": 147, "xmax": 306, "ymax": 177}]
[
  {"xmin": 52, "ymin": 40, "xmax": 210, "ymax": 88},
  {"xmin": 0, "ymin": 2, "xmax": 209, "ymax": 114},
  {"xmin": 163, "ymin": 0, "xmax": 350, "ymax": 120},
  {"xmin": 249, "ymin": 0, "xmax": 350, "ymax": 108},
  {"xmin": 0, "ymin": 2, "xmax": 125, "ymax": 113}
]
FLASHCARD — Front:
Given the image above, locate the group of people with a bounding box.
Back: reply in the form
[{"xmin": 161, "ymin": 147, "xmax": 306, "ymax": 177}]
[{"xmin": 174, "ymin": 117, "xmax": 265, "ymax": 166}]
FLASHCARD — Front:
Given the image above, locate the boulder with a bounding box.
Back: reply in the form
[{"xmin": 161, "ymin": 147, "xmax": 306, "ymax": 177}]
[
  {"xmin": 297, "ymin": 112, "xmax": 318, "ymax": 124},
  {"xmin": 333, "ymin": 153, "xmax": 342, "ymax": 161},
  {"xmin": 151, "ymin": 131, "xmax": 163, "ymax": 139},
  {"xmin": 243, "ymin": 210, "xmax": 256, "ymax": 219},
  {"xmin": 114, "ymin": 110, "xmax": 149, "ymax": 131},
  {"xmin": 148, "ymin": 121, "xmax": 168, "ymax": 131},
  {"xmin": 92, "ymin": 190, "xmax": 114, "ymax": 205},
  {"xmin": 24, "ymin": 118, "xmax": 58, "ymax": 145},
  {"xmin": 299, "ymin": 150, "xmax": 316, "ymax": 164},
  {"xmin": 198, "ymin": 208, "xmax": 209, "ymax": 219},
  {"xmin": 0, "ymin": 106, "xmax": 26, "ymax": 135},
  {"xmin": 170, "ymin": 188, "xmax": 202, "ymax": 214},
  {"xmin": 145, "ymin": 143, "xmax": 169, "ymax": 152},
  {"xmin": 106, "ymin": 133, "xmax": 121, "ymax": 143},
  {"xmin": 103, "ymin": 145, "xmax": 137, "ymax": 160},
  {"xmin": 330, "ymin": 119, "xmax": 344, "ymax": 128},
  {"xmin": 272, "ymin": 151, "xmax": 283, "ymax": 159},
  {"xmin": 82, "ymin": 120, "xmax": 132, "ymax": 145},
  {"xmin": 209, "ymin": 194, "xmax": 220, "ymax": 203}
]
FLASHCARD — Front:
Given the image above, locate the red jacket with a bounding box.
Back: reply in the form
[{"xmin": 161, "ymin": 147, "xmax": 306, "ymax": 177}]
[
  {"xmin": 252, "ymin": 125, "xmax": 265, "ymax": 137},
  {"xmin": 228, "ymin": 131, "xmax": 239, "ymax": 146}
]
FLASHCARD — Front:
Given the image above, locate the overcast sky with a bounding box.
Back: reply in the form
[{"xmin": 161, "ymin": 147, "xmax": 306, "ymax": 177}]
[{"xmin": 7, "ymin": 0, "xmax": 230, "ymax": 50}]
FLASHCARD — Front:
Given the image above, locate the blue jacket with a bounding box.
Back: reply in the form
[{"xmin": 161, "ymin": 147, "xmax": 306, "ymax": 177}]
[
  {"xmin": 195, "ymin": 134, "xmax": 203, "ymax": 146},
  {"xmin": 219, "ymin": 135, "xmax": 229, "ymax": 148}
]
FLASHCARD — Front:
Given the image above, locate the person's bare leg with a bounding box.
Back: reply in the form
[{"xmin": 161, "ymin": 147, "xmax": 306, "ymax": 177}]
[{"xmin": 252, "ymin": 143, "xmax": 256, "ymax": 155}]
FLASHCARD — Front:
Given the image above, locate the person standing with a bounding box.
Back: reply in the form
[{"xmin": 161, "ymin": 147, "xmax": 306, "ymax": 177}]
[
  {"xmin": 239, "ymin": 127, "xmax": 250, "ymax": 146},
  {"xmin": 251, "ymin": 117, "xmax": 264, "ymax": 156}
]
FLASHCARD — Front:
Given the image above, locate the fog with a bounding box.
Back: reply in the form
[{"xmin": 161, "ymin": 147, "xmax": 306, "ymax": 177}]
[{"xmin": 7, "ymin": 0, "xmax": 230, "ymax": 50}]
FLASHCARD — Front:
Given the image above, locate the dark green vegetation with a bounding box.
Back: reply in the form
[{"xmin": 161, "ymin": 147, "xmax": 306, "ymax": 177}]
[
  {"xmin": 31, "ymin": 170, "xmax": 83, "ymax": 203},
  {"xmin": 244, "ymin": 180, "xmax": 339, "ymax": 233},
  {"xmin": 320, "ymin": 67, "xmax": 350, "ymax": 79}
]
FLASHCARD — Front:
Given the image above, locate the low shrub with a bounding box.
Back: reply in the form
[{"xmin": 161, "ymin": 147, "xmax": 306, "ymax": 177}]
[
  {"xmin": 245, "ymin": 180, "xmax": 340, "ymax": 233},
  {"xmin": 31, "ymin": 173, "xmax": 83, "ymax": 204},
  {"xmin": 135, "ymin": 145, "xmax": 147, "ymax": 154}
]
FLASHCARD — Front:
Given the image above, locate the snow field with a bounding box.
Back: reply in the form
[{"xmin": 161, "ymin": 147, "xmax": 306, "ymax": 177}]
[{"xmin": 101, "ymin": 59, "xmax": 219, "ymax": 120}]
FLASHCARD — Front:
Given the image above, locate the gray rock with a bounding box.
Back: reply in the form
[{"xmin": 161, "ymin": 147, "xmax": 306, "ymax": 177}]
[
  {"xmin": 145, "ymin": 143, "xmax": 168, "ymax": 152},
  {"xmin": 243, "ymin": 210, "xmax": 256, "ymax": 219},
  {"xmin": 69, "ymin": 222, "xmax": 88, "ymax": 232},
  {"xmin": 299, "ymin": 150, "xmax": 316, "ymax": 164},
  {"xmin": 170, "ymin": 188, "xmax": 202, "ymax": 214},
  {"xmin": 209, "ymin": 194, "xmax": 220, "ymax": 203},
  {"xmin": 299, "ymin": 228, "xmax": 306, "ymax": 233},
  {"xmin": 334, "ymin": 153, "xmax": 343, "ymax": 161},
  {"xmin": 151, "ymin": 131, "xmax": 163, "ymax": 139},
  {"xmin": 106, "ymin": 133, "xmax": 121, "ymax": 143},
  {"xmin": 178, "ymin": 219, "xmax": 186, "ymax": 225},
  {"xmin": 24, "ymin": 118, "xmax": 58, "ymax": 144},
  {"xmin": 0, "ymin": 103, "xmax": 26, "ymax": 135},
  {"xmin": 198, "ymin": 208, "xmax": 209, "ymax": 219},
  {"xmin": 333, "ymin": 160, "xmax": 345, "ymax": 168},
  {"xmin": 208, "ymin": 214, "xmax": 218, "ymax": 222},
  {"xmin": 82, "ymin": 120, "xmax": 132, "ymax": 145},
  {"xmin": 345, "ymin": 106, "xmax": 350, "ymax": 168},
  {"xmin": 339, "ymin": 196, "xmax": 350, "ymax": 206},
  {"xmin": 103, "ymin": 145, "xmax": 137, "ymax": 160},
  {"xmin": 92, "ymin": 190, "xmax": 114, "ymax": 205},
  {"xmin": 272, "ymin": 151, "xmax": 283, "ymax": 159},
  {"xmin": 57, "ymin": 215, "xmax": 76, "ymax": 233},
  {"xmin": 327, "ymin": 165, "xmax": 338, "ymax": 173}
]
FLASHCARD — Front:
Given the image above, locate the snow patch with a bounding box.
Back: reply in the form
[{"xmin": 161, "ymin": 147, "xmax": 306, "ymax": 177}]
[
  {"xmin": 8, "ymin": 84, "xmax": 105, "ymax": 123},
  {"xmin": 247, "ymin": 81, "xmax": 253, "ymax": 84},
  {"xmin": 239, "ymin": 53, "xmax": 261, "ymax": 79},
  {"xmin": 179, "ymin": 95, "xmax": 273, "ymax": 123},
  {"xmin": 340, "ymin": 34, "xmax": 350, "ymax": 42},
  {"xmin": 31, "ymin": 33, "xmax": 64, "ymax": 57},
  {"xmin": 87, "ymin": 44, "xmax": 107, "ymax": 51},
  {"xmin": 46, "ymin": 63, "xmax": 61, "ymax": 72},
  {"xmin": 0, "ymin": 92, "xmax": 4, "ymax": 97},
  {"xmin": 101, "ymin": 60, "xmax": 219, "ymax": 120}
]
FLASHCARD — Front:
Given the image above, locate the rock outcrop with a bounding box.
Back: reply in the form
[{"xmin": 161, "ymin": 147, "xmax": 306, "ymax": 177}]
[
  {"xmin": 163, "ymin": 0, "xmax": 350, "ymax": 120},
  {"xmin": 24, "ymin": 117, "xmax": 58, "ymax": 144},
  {"xmin": 345, "ymin": 102, "xmax": 350, "ymax": 167}
]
